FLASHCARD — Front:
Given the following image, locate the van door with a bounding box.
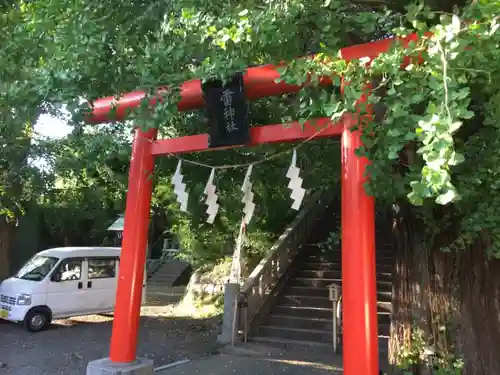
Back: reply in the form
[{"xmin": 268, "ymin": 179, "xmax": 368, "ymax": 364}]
[
  {"xmin": 46, "ymin": 257, "xmax": 89, "ymax": 318},
  {"xmin": 113, "ymin": 258, "xmax": 147, "ymax": 307},
  {"xmin": 86, "ymin": 257, "xmax": 118, "ymax": 312}
]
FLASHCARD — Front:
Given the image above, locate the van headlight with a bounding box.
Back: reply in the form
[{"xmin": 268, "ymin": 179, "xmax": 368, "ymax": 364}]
[{"xmin": 16, "ymin": 294, "xmax": 32, "ymax": 306}]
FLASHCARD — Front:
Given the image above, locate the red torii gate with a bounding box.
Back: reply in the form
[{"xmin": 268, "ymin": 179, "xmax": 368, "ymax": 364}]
[{"xmin": 86, "ymin": 34, "xmax": 419, "ymax": 375}]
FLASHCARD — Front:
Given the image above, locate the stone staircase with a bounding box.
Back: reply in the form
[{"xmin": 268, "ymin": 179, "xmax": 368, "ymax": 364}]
[
  {"xmin": 145, "ymin": 259, "xmax": 191, "ymax": 306},
  {"xmin": 250, "ymin": 206, "xmax": 394, "ymax": 351},
  {"xmin": 147, "ymin": 259, "xmax": 191, "ymax": 292}
]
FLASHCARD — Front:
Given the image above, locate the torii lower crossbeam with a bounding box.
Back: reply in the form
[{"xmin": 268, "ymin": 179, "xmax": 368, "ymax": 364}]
[{"xmin": 106, "ymin": 115, "xmax": 377, "ymax": 375}]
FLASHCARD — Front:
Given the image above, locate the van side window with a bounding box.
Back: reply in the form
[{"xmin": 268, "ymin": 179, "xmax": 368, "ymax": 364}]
[
  {"xmin": 52, "ymin": 259, "xmax": 83, "ymax": 281},
  {"xmin": 88, "ymin": 258, "xmax": 117, "ymax": 279}
]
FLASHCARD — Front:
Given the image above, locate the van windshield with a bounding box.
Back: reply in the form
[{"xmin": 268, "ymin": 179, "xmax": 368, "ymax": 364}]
[{"xmin": 14, "ymin": 256, "xmax": 59, "ymax": 281}]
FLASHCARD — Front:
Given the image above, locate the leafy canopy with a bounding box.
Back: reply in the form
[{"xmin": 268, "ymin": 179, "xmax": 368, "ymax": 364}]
[{"xmin": 2, "ymin": 0, "xmax": 500, "ymax": 256}]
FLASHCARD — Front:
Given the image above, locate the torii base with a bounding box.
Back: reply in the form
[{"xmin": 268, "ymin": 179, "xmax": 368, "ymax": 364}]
[{"xmin": 86, "ymin": 357, "xmax": 154, "ymax": 375}]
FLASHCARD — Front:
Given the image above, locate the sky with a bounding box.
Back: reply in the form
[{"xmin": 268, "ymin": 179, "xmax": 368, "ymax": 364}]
[
  {"xmin": 30, "ymin": 112, "xmax": 133, "ymax": 170},
  {"xmin": 30, "ymin": 114, "xmax": 73, "ymax": 171},
  {"xmin": 34, "ymin": 113, "xmax": 72, "ymax": 139}
]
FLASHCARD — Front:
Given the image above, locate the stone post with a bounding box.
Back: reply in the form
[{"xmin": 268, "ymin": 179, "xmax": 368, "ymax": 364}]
[{"xmin": 217, "ymin": 283, "xmax": 240, "ymax": 344}]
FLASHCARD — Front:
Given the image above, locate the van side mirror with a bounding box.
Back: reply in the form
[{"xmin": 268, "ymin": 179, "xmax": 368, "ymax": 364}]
[{"xmin": 51, "ymin": 272, "xmax": 61, "ymax": 282}]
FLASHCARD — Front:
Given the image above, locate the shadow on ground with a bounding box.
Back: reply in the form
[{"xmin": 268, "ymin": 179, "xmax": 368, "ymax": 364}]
[
  {"xmin": 157, "ymin": 343, "xmax": 344, "ymax": 375},
  {"xmin": 0, "ymin": 300, "xmax": 221, "ymax": 375}
]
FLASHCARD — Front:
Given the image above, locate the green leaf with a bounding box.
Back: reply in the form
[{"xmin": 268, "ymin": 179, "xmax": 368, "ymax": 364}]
[
  {"xmin": 451, "ymin": 14, "xmax": 461, "ymax": 36},
  {"xmin": 449, "ymin": 121, "xmax": 462, "ymax": 133},
  {"xmin": 410, "ymin": 181, "xmax": 427, "ymax": 196},
  {"xmin": 393, "ymin": 104, "xmax": 407, "ymax": 118},
  {"xmin": 461, "ymin": 110, "xmax": 474, "ymax": 119},
  {"xmin": 404, "ymin": 132, "xmax": 416, "ymax": 141},
  {"xmin": 181, "ymin": 8, "xmax": 193, "ymax": 19},
  {"xmin": 387, "ymin": 128, "xmax": 402, "ymax": 137},
  {"xmin": 408, "ymin": 192, "xmax": 424, "ymax": 206},
  {"xmin": 435, "ymin": 189, "xmax": 458, "ymax": 205},
  {"xmin": 448, "ymin": 151, "xmax": 465, "ymax": 166},
  {"xmin": 323, "ymin": 102, "xmax": 341, "ymax": 117}
]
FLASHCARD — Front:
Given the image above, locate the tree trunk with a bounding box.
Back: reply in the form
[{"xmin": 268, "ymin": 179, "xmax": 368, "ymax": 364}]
[
  {"xmin": 454, "ymin": 237, "xmax": 500, "ymax": 375},
  {"xmin": 390, "ymin": 207, "xmax": 500, "ymax": 375},
  {"xmin": 0, "ymin": 217, "xmax": 12, "ymax": 280},
  {"xmin": 389, "ymin": 203, "xmax": 432, "ymax": 374},
  {"xmin": 389, "ymin": 203, "xmax": 412, "ymax": 366}
]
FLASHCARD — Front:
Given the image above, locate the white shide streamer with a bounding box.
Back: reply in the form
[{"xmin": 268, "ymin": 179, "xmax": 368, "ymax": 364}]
[
  {"xmin": 286, "ymin": 149, "xmax": 306, "ymax": 210},
  {"xmin": 203, "ymin": 168, "xmax": 219, "ymax": 224},
  {"xmin": 171, "ymin": 160, "xmax": 189, "ymax": 212},
  {"xmin": 241, "ymin": 164, "xmax": 255, "ymax": 224}
]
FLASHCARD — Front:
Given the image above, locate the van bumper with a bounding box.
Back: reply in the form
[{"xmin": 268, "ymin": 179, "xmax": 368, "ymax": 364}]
[{"xmin": 0, "ymin": 304, "xmax": 28, "ymax": 322}]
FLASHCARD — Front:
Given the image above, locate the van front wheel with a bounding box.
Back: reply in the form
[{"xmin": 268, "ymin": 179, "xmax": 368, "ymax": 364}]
[{"xmin": 23, "ymin": 309, "xmax": 50, "ymax": 332}]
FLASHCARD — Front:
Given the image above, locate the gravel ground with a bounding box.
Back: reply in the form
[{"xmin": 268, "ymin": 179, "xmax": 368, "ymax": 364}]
[{"xmin": 0, "ymin": 303, "xmax": 220, "ymax": 375}]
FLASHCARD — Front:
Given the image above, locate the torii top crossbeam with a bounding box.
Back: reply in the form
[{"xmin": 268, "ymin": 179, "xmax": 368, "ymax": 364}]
[{"xmin": 87, "ymin": 34, "xmax": 419, "ymax": 125}]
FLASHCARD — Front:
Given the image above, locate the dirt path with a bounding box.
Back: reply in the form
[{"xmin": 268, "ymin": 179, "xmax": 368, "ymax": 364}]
[{"xmin": 0, "ymin": 304, "xmax": 220, "ymax": 375}]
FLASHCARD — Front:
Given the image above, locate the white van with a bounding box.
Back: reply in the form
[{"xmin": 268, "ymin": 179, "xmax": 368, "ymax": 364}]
[{"xmin": 0, "ymin": 247, "xmax": 145, "ymax": 332}]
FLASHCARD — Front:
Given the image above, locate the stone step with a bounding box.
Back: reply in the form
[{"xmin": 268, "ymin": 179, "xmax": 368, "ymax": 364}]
[
  {"xmin": 277, "ymin": 294, "xmax": 392, "ymax": 312},
  {"xmin": 295, "ymin": 270, "xmax": 392, "ymax": 282},
  {"xmin": 251, "ymin": 335, "xmax": 390, "ymax": 356},
  {"xmin": 258, "ymin": 325, "xmax": 334, "ymax": 343},
  {"xmin": 273, "ymin": 305, "xmax": 332, "ymax": 320},
  {"xmin": 272, "ymin": 305, "xmax": 391, "ymax": 323},
  {"xmin": 266, "ymin": 314, "xmax": 391, "ymax": 336},
  {"xmin": 153, "ymin": 268, "xmax": 184, "ymax": 274},
  {"xmin": 302, "ymin": 247, "xmax": 395, "ymax": 255},
  {"xmin": 251, "ymin": 335, "xmax": 332, "ymax": 349},
  {"xmin": 290, "ymin": 277, "xmax": 392, "ymax": 290},
  {"xmin": 152, "ymin": 268, "xmax": 188, "ymax": 275},
  {"xmin": 148, "ymin": 279, "xmax": 177, "ymax": 286},
  {"xmin": 148, "ymin": 260, "xmax": 190, "ymax": 284},
  {"xmin": 299, "ymin": 242, "xmax": 393, "ymax": 249},
  {"xmin": 255, "ymin": 326, "xmax": 390, "ymax": 348},
  {"xmin": 303, "ymin": 254, "xmax": 394, "ymax": 263},
  {"xmin": 267, "ymin": 315, "xmax": 333, "ymax": 331},
  {"xmin": 283, "ymin": 286, "xmax": 392, "ymax": 300},
  {"xmin": 150, "ymin": 269, "xmax": 185, "ymax": 276},
  {"xmin": 297, "ymin": 261, "xmax": 392, "ymax": 272},
  {"xmin": 149, "ymin": 274, "xmax": 179, "ymax": 281},
  {"xmin": 146, "ymin": 285, "xmax": 186, "ymax": 293}
]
